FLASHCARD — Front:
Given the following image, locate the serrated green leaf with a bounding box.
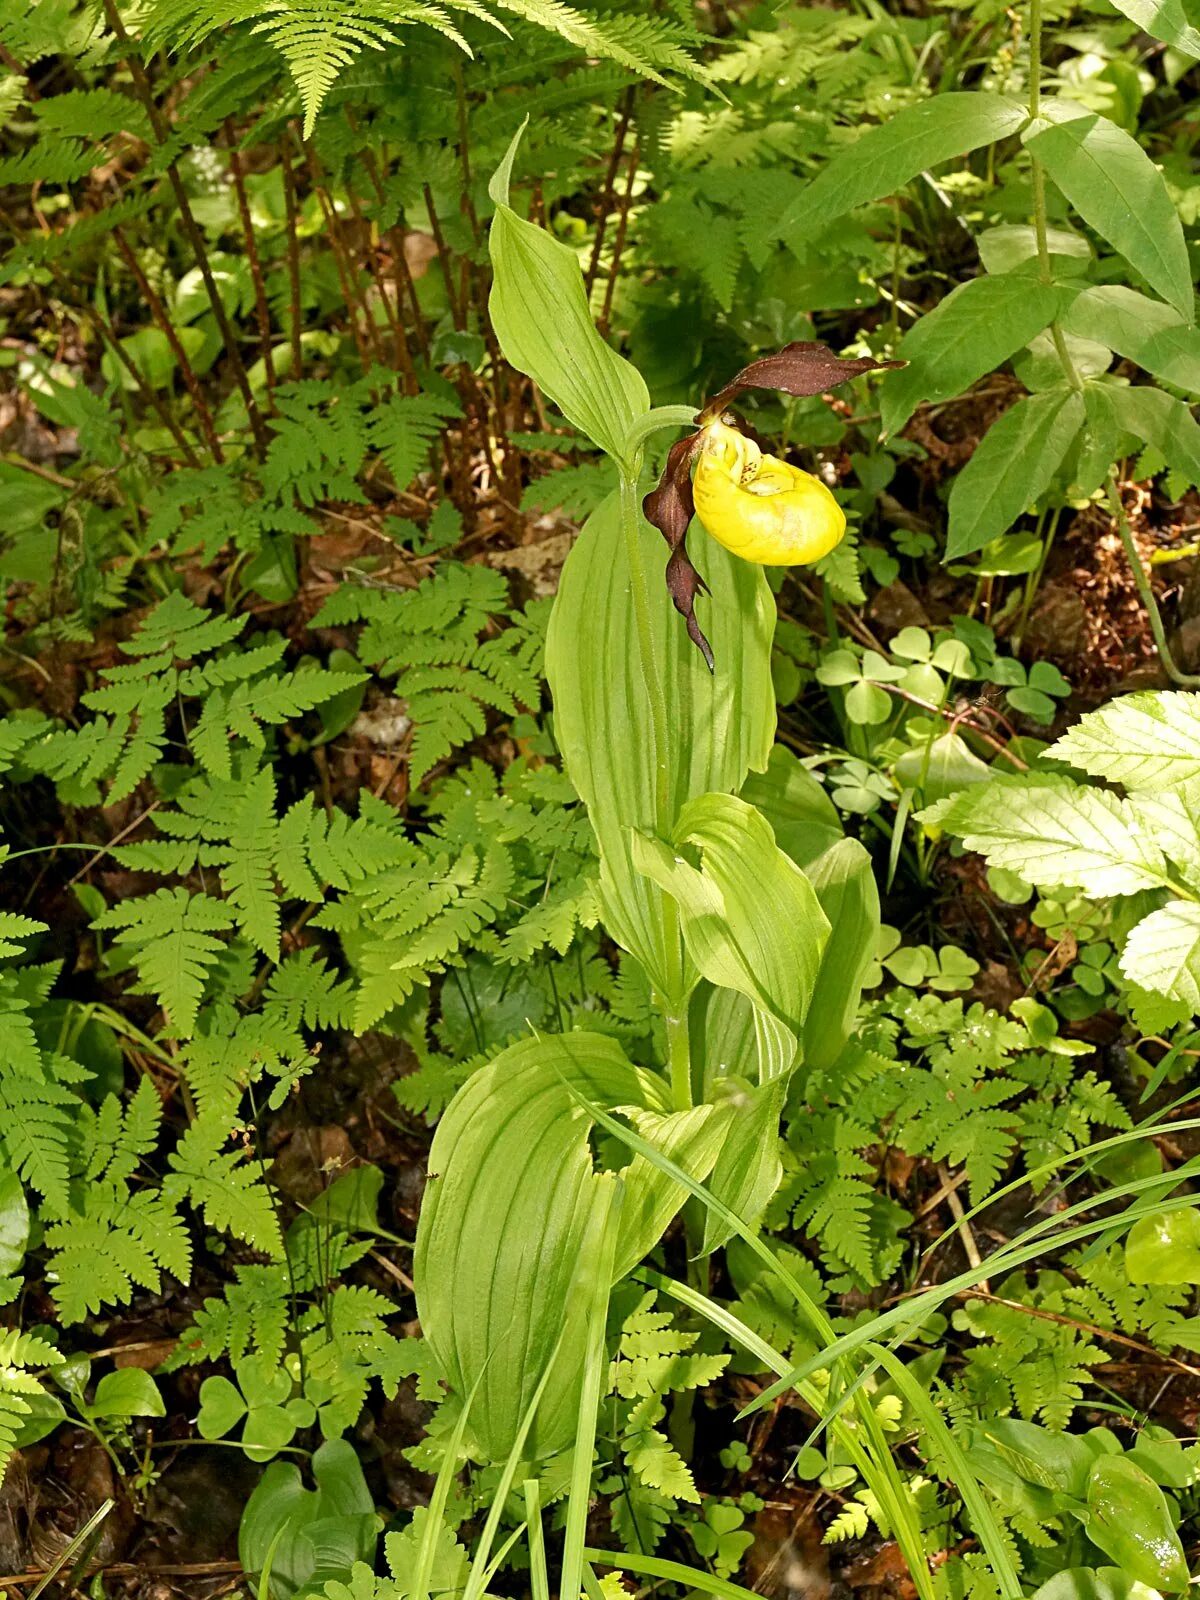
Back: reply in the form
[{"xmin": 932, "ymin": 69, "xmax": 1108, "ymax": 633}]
[
  {"xmin": 1121, "ymin": 902, "xmax": 1200, "ymax": 1010},
  {"xmin": 1049, "ymin": 691, "xmax": 1200, "ymax": 787},
  {"xmin": 926, "ymin": 775, "xmax": 1168, "ymax": 894}
]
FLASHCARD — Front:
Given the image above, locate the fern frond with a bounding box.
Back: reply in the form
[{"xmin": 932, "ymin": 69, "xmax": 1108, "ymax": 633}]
[{"xmin": 94, "ymin": 888, "xmax": 236, "ymax": 1038}]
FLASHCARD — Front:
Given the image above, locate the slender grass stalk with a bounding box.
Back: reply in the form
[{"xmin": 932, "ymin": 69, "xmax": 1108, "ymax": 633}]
[
  {"xmin": 523, "ymin": 1481, "xmax": 550, "ymax": 1600},
  {"xmin": 570, "ymin": 1089, "xmax": 943, "ymax": 1600},
  {"xmin": 561, "ymin": 1180, "xmax": 622, "ymax": 1600}
]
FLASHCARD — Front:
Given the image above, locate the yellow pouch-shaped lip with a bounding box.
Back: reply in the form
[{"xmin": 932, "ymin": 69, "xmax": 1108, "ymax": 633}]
[{"xmin": 692, "ymin": 421, "xmax": 846, "ymax": 566}]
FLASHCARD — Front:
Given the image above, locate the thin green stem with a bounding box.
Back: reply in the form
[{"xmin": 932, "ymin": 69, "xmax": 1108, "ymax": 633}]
[
  {"xmin": 1029, "ymin": 0, "xmax": 1082, "ymax": 392},
  {"xmin": 1105, "ymin": 476, "xmax": 1200, "ymax": 688},
  {"xmin": 665, "ymin": 1009, "xmax": 692, "ymax": 1110},
  {"xmin": 621, "ymin": 405, "xmax": 698, "ymax": 462}
]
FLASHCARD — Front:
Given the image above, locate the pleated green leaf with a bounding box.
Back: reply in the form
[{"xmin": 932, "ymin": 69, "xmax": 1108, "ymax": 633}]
[
  {"xmin": 631, "ymin": 792, "xmax": 830, "ymax": 1038},
  {"xmin": 488, "ymin": 125, "xmax": 648, "ymax": 463},
  {"xmin": 547, "ymin": 494, "xmax": 776, "ymax": 999},
  {"xmin": 802, "ymin": 838, "xmax": 880, "ymax": 1072},
  {"xmin": 414, "ymin": 1032, "xmax": 726, "ymax": 1462},
  {"xmin": 700, "ymin": 1077, "xmax": 785, "ymax": 1255}
]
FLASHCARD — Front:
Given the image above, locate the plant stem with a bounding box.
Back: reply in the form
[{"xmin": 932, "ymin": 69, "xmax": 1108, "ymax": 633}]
[
  {"xmin": 1105, "ymin": 476, "xmax": 1200, "ymax": 687},
  {"xmin": 1028, "ymin": 0, "xmax": 1082, "ymax": 392},
  {"xmin": 665, "ymin": 1007, "xmax": 692, "ymax": 1111},
  {"xmin": 226, "ymin": 120, "xmax": 276, "ymax": 397}
]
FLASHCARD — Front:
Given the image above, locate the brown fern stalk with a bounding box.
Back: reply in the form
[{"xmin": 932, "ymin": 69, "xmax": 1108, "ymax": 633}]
[
  {"xmin": 599, "ymin": 138, "xmax": 640, "ymax": 337},
  {"xmin": 279, "ymin": 138, "xmax": 305, "ymax": 381},
  {"xmin": 585, "ymin": 88, "xmax": 634, "ymax": 299},
  {"xmin": 225, "ymin": 121, "xmax": 276, "ymax": 398},
  {"xmin": 99, "ymin": 0, "xmax": 269, "ymax": 456},
  {"xmin": 343, "ymin": 111, "xmax": 431, "ymax": 373},
  {"xmin": 112, "ymin": 226, "xmax": 225, "ymax": 461},
  {"xmin": 302, "ymin": 148, "xmax": 376, "ymax": 371}
]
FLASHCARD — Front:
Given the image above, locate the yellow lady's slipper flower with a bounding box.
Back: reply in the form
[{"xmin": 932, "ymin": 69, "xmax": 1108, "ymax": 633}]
[
  {"xmin": 692, "ymin": 420, "xmax": 845, "ymax": 566},
  {"xmin": 642, "ymin": 340, "xmax": 903, "ymax": 669}
]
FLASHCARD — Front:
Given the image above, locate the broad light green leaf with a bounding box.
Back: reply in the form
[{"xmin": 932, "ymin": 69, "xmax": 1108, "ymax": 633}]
[
  {"xmin": 773, "ymin": 93, "xmax": 1028, "ymax": 246},
  {"xmin": 1121, "ymin": 902, "xmax": 1200, "ymax": 1010},
  {"xmin": 1104, "ymin": 384, "xmax": 1200, "ymax": 481},
  {"xmin": 1085, "ymin": 1457, "xmax": 1190, "ymax": 1592},
  {"xmin": 701, "ymin": 1077, "xmax": 785, "ymax": 1255},
  {"xmin": 1106, "ymin": 0, "xmax": 1200, "ymax": 58},
  {"xmin": 1049, "ymin": 692, "xmax": 1200, "ymax": 787},
  {"xmin": 1130, "ymin": 784, "xmax": 1200, "ymax": 884},
  {"xmin": 946, "ymin": 389, "xmax": 1085, "ymax": 560},
  {"xmin": 1033, "ymin": 1569, "xmax": 1168, "ymax": 1600},
  {"xmin": 488, "ymin": 125, "xmax": 648, "ymax": 462},
  {"xmin": 1064, "ymin": 286, "xmax": 1200, "ymax": 393},
  {"xmin": 631, "ymin": 792, "xmax": 830, "ymax": 1039},
  {"xmin": 880, "ymin": 274, "xmax": 1068, "ymax": 437},
  {"xmin": 1025, "ymin": 109, "xmax": 1193, "ymax": 321},
  {"xmin": 414, "ymin": 1032, "xmax": 724, "ymax": 1460},
  {"xmin": 802, "ymin": 838, "xmax": 879, "ymax": 1072},
  {"xmin": 924, "ymin": 775, "xmax": 1167, "ymax": 894},
  {"xmin": 1126, "ymin": 1208, "xmax": 1200, "ymax": 1284},
  {"xmin": 740, "ymin": 746, "xmax": 843, "ymax": 868},
  {"xmin": 547, "ymin": 494, "xmax": 776, "ymax": 1000}
]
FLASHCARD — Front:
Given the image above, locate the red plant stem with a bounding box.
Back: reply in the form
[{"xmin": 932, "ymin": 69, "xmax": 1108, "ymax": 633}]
[
  {"xmin": 100, "ymin": 0, "xmax": 268, "ymax": 454},
  {"xmin": 279, "ymin": 138, "xmax": 304, "ymax": 380},
  {"xmin": 599, "ymin": 139, "xmax": 639, "ymax": 337},
  {"xmin": 226, "ymin": 120, "xmax": 276, "ymax": 396},
  {"xmin": 112, "ymin": 225, "xmax": 224, "ymax": 460}
]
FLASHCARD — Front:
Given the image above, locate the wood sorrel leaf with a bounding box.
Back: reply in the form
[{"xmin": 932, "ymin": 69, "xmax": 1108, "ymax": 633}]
[{"xmin": 488, "ymin": 123, "xmax": 648, "ymax": 463}]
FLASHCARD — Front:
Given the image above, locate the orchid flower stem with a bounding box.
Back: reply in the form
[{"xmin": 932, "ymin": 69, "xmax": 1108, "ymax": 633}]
[
  {"xmin": 1105, "ymin": 476, "xmax": 1200, "ymax": 689},
  {"xmin": 621, "ymin": 405, "xmax": 699, "ymax": 466},
  {"xmin": 618, "ymin": 466, "xmax": 693, "ymax": 1109}
]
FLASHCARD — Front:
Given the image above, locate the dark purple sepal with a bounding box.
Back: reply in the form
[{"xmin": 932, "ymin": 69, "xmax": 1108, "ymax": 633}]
[
  {"xmin": 642, "ymin": 432, "xmax": 714, "ymax": 672},
  {"xmin": 699, "ymin": 340, "xmax": 904, "ymax": 422}
]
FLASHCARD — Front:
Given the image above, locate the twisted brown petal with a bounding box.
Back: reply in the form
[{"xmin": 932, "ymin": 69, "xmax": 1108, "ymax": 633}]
[
  {"xmin": 699, "ymin": 340, "xmax": 904, "ymax": 423},
  {"xmin": 642, "ymin": 432, "xmax": 714, "ymax": 672}
]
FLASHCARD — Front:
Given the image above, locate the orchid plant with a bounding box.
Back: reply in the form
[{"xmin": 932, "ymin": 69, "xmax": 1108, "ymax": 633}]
[{"xmin": 407, "ymin": 124, "xmax": 1020, "ymax": 1600}]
